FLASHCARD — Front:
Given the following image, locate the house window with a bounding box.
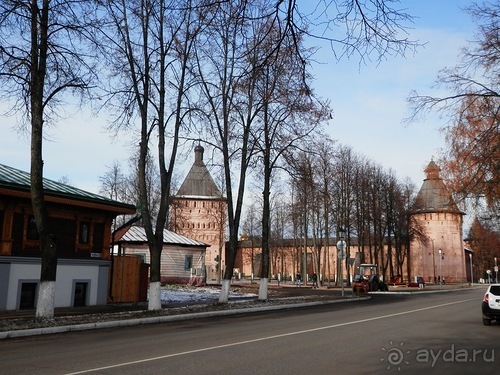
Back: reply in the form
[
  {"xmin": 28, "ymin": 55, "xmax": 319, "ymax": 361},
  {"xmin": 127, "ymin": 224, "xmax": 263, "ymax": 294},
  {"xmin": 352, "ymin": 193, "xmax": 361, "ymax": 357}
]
[
  {"xmin": 73, "ymin": 282, "xmax": 88, "ymax": 307},
  {"xmin": 20, "ymin": 282, "xmax": 37, "ymax": 310},
  {"xmin": 26, "ymin": 216, "xmax": 39, "ymax": 241},
  {"xmin": 79, "ymin": 222, "xmax": 90, "ymax": 244},
  {"xmin": 184, "ymin": 255, "xmax": 193, "ymax": 271}
]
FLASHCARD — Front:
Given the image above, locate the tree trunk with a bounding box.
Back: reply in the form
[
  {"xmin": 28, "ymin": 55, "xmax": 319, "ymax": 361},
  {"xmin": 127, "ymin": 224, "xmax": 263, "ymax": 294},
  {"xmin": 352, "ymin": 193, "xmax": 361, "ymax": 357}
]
[
  {"xmin": 148, "ymin": 243, "xmax": 162, "ymax": 310},
  {"xmin": 259, "ymin": 147, "xmax": 271, "ymax": 301},
  {"xmin": 31, "ymin": 0, "xmax": 57, "ymax": 320}
]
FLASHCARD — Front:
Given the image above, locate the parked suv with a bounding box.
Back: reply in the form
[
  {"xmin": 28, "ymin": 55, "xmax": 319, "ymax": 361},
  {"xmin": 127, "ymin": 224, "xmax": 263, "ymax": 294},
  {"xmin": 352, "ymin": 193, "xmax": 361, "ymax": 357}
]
[{"xmin": 482, "ymin": 284, "xmax": 500, "ymax": 326}]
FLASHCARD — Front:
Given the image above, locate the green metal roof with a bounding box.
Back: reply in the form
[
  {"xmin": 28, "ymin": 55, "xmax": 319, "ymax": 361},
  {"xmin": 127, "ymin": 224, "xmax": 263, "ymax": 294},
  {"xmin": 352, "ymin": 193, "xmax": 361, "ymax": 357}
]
[{"xmin": 0, "ymin": 163, "xmax": 136, "ymax": 212}]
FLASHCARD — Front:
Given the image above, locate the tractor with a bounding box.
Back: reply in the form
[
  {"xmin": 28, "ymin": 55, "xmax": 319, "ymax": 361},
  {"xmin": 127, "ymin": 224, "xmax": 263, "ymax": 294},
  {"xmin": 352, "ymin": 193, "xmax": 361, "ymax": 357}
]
[{"xmin": 352, "ymin": 263, "xmax": 388, "ymax": 293}]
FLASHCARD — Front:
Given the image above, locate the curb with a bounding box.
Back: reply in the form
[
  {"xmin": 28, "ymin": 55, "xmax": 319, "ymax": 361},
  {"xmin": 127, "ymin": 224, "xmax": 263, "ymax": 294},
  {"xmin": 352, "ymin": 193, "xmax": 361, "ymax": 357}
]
[{"xmin": 0, "ymin": 296, "xmax": 370, "ymax": 340}]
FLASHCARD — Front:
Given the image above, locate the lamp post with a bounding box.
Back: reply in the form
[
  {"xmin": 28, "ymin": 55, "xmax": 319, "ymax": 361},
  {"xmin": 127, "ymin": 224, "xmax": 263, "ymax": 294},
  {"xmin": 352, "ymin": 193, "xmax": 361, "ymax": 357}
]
[
  {"xmin": 438, "ymin": 248, "xmax": 442, "ymax": 285},
  {"xmin": 469, "ymin": 253, "xmax": 473, "ymax": 286},
  {"xmin": 495, "ymin": 257, "xmax": 498, "ymax": 284},
  {"xmin": 432, "ymin": 239, "xmax": 436, "ymax": 283},
  {"xmin": 337, "ymin": 229, "xmax": 346, "ymax": 297}
]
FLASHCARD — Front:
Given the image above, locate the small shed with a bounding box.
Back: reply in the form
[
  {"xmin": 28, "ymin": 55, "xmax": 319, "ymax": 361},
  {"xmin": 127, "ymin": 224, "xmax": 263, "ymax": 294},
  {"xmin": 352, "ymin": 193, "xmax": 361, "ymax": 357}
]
[{"xmin": 113, "ymin": 226, "xmax": 208, "ymax": 286}]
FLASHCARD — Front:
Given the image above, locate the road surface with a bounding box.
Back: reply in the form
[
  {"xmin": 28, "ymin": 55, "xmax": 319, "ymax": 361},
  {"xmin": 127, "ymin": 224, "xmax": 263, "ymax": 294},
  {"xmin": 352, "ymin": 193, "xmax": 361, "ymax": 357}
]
[{"xmin": 0, "ymin": 287, "xmax": 497, "ymax": 374}]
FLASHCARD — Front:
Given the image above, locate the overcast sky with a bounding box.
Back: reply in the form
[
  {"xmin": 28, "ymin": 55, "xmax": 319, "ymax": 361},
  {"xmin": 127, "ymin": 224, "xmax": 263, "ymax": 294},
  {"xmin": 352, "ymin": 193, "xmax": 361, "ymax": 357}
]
[{"xmin": 0, "ymin": 1, "xmax": 476, "ymax": 196}]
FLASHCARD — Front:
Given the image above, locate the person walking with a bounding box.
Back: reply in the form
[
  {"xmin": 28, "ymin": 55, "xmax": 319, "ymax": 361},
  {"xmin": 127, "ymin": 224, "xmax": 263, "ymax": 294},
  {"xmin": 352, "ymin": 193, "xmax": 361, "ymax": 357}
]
[{"xmin": 296, "ymin": 272, "xmax": 302, "ymax": 287}]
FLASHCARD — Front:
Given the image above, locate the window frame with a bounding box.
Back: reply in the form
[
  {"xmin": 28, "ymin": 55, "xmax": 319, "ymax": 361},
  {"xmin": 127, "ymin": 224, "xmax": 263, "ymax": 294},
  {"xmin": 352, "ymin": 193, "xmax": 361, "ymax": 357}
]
[
  {"xmin": 79, "ymin": 221, "xmax": 90, "ymax": 245},
  {"xmin": 184, "ymin": 255, "xmax": 193, "ymax": 271}
]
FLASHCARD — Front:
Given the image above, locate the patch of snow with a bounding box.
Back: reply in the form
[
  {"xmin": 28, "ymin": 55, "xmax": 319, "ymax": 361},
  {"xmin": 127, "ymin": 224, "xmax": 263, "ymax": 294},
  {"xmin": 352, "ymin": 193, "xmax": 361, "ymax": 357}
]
[{"xmin": 159, "ymin": 286, "xmax": 256, "ymax": 304}]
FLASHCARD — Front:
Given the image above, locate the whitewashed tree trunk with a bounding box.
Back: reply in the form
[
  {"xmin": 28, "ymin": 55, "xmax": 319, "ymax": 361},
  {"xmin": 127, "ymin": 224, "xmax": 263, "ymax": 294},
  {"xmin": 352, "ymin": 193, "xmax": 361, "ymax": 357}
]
[
  {"xmin": 36, "ymin": 281, "xmax": 55, "ymax": 320},
  {"xmin": 148, "ymin": 281, "xmax": 162, "ymax": 311},
  {"xmin": 218, "ymin": 279, "xmax": 231, "ymax": 303},
  {"xmin": 258, "ymin": 278, "xmax": 268, "ymax": 301}
]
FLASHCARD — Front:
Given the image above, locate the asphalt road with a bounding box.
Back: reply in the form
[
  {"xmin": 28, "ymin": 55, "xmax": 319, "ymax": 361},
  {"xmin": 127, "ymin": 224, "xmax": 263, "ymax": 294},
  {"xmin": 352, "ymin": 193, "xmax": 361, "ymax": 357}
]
[{"xmin": 0, "ymin": 287, "xmax": 497, "ymax": 375}]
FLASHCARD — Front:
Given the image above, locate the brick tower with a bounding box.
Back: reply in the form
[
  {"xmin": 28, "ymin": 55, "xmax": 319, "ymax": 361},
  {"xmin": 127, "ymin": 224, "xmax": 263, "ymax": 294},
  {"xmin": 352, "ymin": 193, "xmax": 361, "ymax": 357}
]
[
  {"xmin": 410, "ymin": 160, "xmax": 466, "ymax": 283},
  {"xmin": 170, "ymin": 145, "xmax": 226, "ymax": 282}
]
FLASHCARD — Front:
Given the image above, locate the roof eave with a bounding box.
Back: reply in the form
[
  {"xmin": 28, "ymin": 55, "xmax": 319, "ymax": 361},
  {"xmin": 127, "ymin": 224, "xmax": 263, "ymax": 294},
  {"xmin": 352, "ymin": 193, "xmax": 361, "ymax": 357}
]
[{"xmin": 0, "ymin": 186, "xmax": 136, "ymax": 215}]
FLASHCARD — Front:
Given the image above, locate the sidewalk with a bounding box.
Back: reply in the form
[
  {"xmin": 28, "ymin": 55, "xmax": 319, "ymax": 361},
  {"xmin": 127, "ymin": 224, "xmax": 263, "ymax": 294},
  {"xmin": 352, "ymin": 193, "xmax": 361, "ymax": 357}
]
[{"xmin": 0, "ymin": 283, "xmax": 358, "ymax": 339}]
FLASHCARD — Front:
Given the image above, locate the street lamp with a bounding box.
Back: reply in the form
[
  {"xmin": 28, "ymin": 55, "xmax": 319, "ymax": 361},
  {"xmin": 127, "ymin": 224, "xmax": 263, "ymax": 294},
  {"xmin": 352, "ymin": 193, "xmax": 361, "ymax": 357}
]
[
  {"xmin": 469, "ymin": 253, "xmax": 473, "ymax": 286},
  {"xmin": 495, "ymin": 257, "xmax": 498, "ymax": 284},
  {"xmin": 337, "ymin": 229, "xmax": 346, "ymax": 297},
  {"xmin": 438, "ymin": 248, "xmax": 442, "ymax": 285},
  {"xmin": 432, "ymin": 239, "xmax": 436, "ymax": 283}
]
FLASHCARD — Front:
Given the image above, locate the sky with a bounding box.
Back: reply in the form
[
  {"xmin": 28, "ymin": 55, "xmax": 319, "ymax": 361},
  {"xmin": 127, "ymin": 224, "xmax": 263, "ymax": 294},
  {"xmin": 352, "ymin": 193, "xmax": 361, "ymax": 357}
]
[
  {"xmin": 309, "ymin": 0, "xmax": 476, "ymax": 187},
  {"xmin": 0, "ymin": 1, "xmax": 477, "ymax": 196}
]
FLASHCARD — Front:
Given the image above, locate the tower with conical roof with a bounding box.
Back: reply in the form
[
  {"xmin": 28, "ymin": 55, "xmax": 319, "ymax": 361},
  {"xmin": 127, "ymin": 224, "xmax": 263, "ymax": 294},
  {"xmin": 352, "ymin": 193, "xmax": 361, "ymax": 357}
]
[
  {"xmin": 170, "ymin": 145, "xmax": 226, "ymax": 282},
  {"xmin": 410, "ymin": 160, "xmax": 466, "ymax": 283}
]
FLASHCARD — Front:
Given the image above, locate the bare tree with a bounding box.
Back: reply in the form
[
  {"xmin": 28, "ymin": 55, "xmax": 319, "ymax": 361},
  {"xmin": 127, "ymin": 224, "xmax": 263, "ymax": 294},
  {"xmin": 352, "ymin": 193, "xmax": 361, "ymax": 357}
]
[
  {"xmin": 99, "ymin": 161, "xmax": 134, "ymax": 229},
  {"xmin": 285, "ymin": 150, "xmax": 316, "ymax": 283},
  {"xmin": 312, "ymin": 136, "xmax": 337, "ymax": 285},
  {"xmin": 407, "ymin": 2, "xmax": 499, "ymax": 212},
  {"xmin": 396, "ymin": 178, "xmax": 425, "ymax": 281},
  {"xmin": 326, "ymin": 145, "xmax": 356, "ymax": 285},
  {"xmin": 0, "ymin": 0, "xmax": 100, "ymax": 319},
  {"xmin": 193, "ymin": 1, "xmax": 265, "ymax": 303},
  {"xmin": 99, "ymin": 162, "xmax": 127, "ymax": 202},
  {"xmin": 97, "ymin": 0, "xmax": 201, "ymax": 310},
  {"xmin": 284, "ymin": 141, "xmax": 422, "ymax": 285},
  {"xmin": 191, "ymin": 0, "xmax": 418, "ymax": 302},
  {"xmin": 269, "ymin": 190, "xmax": 290, "ymax": 281},
  {"xmin": 241, "ymin": 200, "xmax": 262, "ymax": 281},
  {"xmin": 273, "ymin": 1, "xmax": 419, "ymax": 77},
  {"xmin": 250, "ymin": 22, "xmax": 330, "ymax": 300}
]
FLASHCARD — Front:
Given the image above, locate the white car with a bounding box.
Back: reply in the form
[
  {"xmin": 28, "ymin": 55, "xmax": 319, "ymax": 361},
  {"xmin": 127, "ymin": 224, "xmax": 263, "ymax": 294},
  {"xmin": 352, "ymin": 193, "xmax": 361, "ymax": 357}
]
[{"xmin": 482, "ymin": 284, "xmax": 500, "ymax": 326}]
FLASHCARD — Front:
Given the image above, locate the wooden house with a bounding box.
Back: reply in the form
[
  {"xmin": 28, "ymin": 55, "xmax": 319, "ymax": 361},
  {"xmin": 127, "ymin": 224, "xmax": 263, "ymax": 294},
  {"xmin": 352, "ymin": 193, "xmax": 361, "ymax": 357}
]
[
  {"xmin": 113, "ymin": 226, "xmax": 208, "ymax": 286},
  {"xmin": 0, "ymin": 163, "xmax": 136, "ymax": 310}
]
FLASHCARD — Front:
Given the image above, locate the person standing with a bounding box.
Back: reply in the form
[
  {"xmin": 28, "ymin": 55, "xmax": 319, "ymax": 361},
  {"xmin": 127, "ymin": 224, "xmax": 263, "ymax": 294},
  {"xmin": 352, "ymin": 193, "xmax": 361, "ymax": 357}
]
[
  {"xmin": 296, "ymin": 272, "xmax": 302, "ymax": 287},
  {"xmin": 312, "ymin": 273, "xmax": 319, "ymax": 288}
]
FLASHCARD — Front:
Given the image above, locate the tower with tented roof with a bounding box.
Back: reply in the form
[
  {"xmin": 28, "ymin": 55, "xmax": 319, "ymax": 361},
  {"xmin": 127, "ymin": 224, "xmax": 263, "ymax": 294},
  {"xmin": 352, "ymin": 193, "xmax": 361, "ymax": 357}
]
[
  {"xmin": 170, "ymin": 145, "xmax": 226, "ymax": 282},
  {"xmin": 410, "ymin": 159, "xmax": 466, "ymax": 283}
]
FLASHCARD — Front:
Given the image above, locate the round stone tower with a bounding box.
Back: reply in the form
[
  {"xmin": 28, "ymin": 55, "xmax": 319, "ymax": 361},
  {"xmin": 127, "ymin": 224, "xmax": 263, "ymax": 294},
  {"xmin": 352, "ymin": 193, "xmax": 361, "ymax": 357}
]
[{"xmin": 410, "ymin": 160, "xmax": 466, "ymax": 283}]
